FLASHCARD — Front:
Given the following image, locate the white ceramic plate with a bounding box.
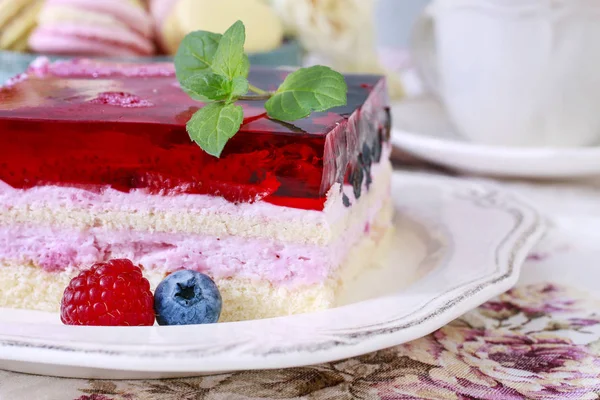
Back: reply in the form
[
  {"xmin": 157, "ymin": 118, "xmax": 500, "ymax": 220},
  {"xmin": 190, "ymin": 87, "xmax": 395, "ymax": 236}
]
[
  {"xmin": 391, "ymin": 96, "xmax": 600, "ymax": 178},
  {"xmin": 0, "ymin": 171, "xmax": 545, "ymax": 379}
]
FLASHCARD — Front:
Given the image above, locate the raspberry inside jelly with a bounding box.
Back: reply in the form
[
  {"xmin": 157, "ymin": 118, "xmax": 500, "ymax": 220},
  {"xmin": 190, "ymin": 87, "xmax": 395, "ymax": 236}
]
[{"xmin": 0, "ymin": 60, "xmax": 390, "ymax": 210}]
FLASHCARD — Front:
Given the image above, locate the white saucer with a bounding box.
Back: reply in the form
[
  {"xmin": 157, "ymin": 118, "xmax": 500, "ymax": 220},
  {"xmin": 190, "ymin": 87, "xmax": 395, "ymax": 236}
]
[
  {"xmin": 391, "ymin": 95, "xmax": 600, "ymax": 178},
  {"xmin": 0, "ymin": 171, "xmax": 545, "ymax": 379}
]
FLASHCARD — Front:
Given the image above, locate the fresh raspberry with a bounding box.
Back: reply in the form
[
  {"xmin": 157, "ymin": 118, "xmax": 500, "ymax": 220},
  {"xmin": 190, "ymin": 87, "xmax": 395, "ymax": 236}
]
[{"xmin": 60, "ymin": 259, "xmax": 155, "ymax": 326}]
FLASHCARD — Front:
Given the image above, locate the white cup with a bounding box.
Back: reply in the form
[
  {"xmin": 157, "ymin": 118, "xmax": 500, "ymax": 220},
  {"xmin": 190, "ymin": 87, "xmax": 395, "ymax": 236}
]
[{"xmin": 410, "ymin": 0, "xmax": 600, "ymax": 148}]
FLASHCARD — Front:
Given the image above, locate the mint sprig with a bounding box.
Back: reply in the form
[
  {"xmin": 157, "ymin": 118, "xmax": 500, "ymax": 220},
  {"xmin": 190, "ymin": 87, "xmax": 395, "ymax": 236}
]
[
  {"xmin": 175, "ymin": 31, "xmax": 221, "ymax": 82},
  {"xmin": 181, "ymin": 72, "xmax": 231, "ymax": 102},
  {"xmin": 211, "ymin": 21, "xmax": 250, "ymax": 80},
  {"xmin": 187, "ymin": 103, "xmax": 244, "ymax": 157},
  {"xmin": 174, "ymin": 20, "xmax": 348, "ymax": 157},
  {"xmin": 265, "ymin": 66, "xmax": 348, "ymax": 121}
]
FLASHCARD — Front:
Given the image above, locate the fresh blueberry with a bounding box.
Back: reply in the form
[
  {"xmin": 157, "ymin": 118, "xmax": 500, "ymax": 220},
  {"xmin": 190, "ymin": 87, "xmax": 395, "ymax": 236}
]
[{"xmin": 154, "ymin": 270, "xmax": 222, "ymax": 326}]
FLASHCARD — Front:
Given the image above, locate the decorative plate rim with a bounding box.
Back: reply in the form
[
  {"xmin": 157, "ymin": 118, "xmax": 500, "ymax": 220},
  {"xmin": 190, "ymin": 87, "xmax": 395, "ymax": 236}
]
[{"xmin": 0, "ymin": 171, "xmax": 546, "ymax": 375}]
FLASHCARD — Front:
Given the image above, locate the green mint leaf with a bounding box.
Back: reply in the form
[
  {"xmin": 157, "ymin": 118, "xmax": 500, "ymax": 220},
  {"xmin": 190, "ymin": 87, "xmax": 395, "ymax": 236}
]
[
  {"xmin": 211, "ymin": 20, "xmax": 249, "ymax": 79},
  {"xmin": 186, "ymin": 102, "xmax": 244, "ymax": 157},
  {"xmin": 231, "ymin": 76, "xmax": 249, "ymax": 98},
  {"xmin": 265, "ymin": 66, "xmax": 348, "ymax": 121},
  {"xmin": 175, "ymin": 22, "xmax": 348, "ymax": 159},
  {"xmin": 174, "ymin": 31, "xmax": 222, "ymax": 82},
  {"xmin": 181, "ymin": 72, "xmax": 233, "ymax": 102}
]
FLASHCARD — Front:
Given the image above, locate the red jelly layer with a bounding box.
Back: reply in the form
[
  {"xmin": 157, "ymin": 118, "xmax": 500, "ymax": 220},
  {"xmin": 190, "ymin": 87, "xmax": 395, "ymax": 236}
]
[{"xmin": 0, "ymin": 59, "xmax": 390, "ymax": 210}]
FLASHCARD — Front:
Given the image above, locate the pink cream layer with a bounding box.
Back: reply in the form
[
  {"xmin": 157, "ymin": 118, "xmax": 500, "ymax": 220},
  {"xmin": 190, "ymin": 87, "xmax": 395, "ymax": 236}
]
[
  {"xmin": 0, "ymin": 152, "xmax": 392, "ymax": 286},
  {"xmin": 0, "ymin": 148, "xmax": 393, "ymax": 235},
  {"xmin": 0, "ymin": 195, "xmax": 389, "ymax": 287},
  {"xmin": 0, "ymin": 180, "xmax": 332, "ymax": 233}
]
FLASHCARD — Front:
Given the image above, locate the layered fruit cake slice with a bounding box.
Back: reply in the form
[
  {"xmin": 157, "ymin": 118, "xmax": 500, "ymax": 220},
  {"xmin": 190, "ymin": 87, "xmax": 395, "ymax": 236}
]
[{"xmin": 0, "ymin": 58, "xmax": 393, "ymax": 322}]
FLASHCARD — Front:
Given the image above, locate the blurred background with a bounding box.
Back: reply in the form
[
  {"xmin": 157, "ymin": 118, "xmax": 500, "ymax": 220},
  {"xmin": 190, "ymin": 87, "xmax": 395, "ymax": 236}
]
[{"xmin": 0, "ymin": 0, "xmax": 430, "ymax": 99}]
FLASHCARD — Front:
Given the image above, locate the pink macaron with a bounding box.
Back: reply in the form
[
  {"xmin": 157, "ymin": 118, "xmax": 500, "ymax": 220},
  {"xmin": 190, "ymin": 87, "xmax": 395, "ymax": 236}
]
[{"xmin": 29, "ymin": 0, "xmax": 155, "ymax": 57}]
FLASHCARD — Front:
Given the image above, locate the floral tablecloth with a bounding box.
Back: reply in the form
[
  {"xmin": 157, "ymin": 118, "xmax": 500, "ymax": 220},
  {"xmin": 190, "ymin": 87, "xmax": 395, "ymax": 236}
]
[{"xmin": 2, "ymin": 165, "xmax": 600, "ymax": 400}]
